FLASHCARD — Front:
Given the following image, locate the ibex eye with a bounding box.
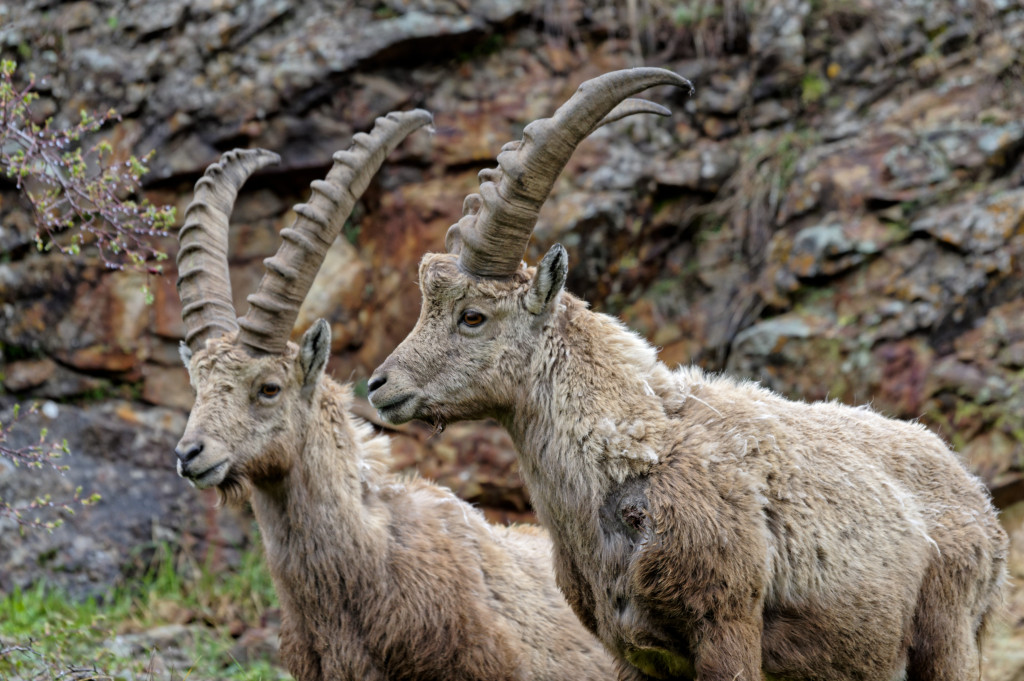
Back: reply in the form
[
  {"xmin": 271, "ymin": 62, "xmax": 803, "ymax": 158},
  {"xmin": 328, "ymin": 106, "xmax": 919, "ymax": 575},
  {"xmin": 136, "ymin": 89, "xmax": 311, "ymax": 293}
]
[
  {"xmin": 259, "ymin": 383, "xmax": 281, "ymax": 398},
  {"xmin": 460, "ymin": 310, "xmax": 486, "ymax": 327}
]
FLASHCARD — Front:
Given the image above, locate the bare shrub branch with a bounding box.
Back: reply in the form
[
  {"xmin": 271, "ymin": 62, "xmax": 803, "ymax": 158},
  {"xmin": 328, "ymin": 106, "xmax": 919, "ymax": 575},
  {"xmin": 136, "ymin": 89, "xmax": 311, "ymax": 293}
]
[
  {"xmin": 0, "ymin": 59, "xmax": 174, "ymax": 274},
  {"xmin": 0, "ymin": 403, "xmax": 101, "ymax": 532}
]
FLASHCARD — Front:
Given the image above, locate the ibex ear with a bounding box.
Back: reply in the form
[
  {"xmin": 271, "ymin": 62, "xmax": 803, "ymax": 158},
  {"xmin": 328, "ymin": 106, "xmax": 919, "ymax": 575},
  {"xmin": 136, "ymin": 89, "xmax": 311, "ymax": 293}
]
[
  {"xmin": 299, "ymin": 318, "xmax": 331, "ymax": 398},
  {"xmin": 526, "ymin": 244, "xmax": 568, "ymax": 315},
  {"xmin": 179, "ymin": 342, "xmax": 193, "ymax": 370}
]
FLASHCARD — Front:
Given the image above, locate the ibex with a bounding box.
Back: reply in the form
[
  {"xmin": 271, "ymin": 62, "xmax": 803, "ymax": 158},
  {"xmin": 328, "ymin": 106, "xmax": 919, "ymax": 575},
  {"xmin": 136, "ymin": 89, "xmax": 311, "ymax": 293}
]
[
  {"xmin": 367, "ymin": 69, "xmax": 1010, "ymax": 681},
  {"xmin": 173, "ymin": 111, "xmax": 616, "ymax": 681}
]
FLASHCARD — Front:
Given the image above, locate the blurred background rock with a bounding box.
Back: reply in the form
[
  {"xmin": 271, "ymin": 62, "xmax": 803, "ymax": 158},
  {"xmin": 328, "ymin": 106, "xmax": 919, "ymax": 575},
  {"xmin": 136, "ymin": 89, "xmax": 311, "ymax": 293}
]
[{"xmin": 0, "ymin": 0, "xmax": 1022, "ymax": 677}]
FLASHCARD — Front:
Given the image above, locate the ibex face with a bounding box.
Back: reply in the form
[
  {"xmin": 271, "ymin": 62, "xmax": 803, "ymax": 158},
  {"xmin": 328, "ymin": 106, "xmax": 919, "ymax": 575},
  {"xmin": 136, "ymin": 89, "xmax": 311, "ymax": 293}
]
[
  {"xmin": 368, "ymin": 247, "xmax": 568, "ymax": 427},
  {"xmin": 175, "ymin": 321, "xmax": 330, "ymax": 502}
]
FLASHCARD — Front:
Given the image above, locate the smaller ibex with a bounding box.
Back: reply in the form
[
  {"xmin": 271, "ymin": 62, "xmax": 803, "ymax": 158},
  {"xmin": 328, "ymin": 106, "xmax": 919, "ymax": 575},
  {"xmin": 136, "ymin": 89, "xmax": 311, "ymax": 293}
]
[
  {"xmin": 368, "ymin": 70, "xmax": 1010, "ymax": 681},
  {"xmin": 173, "ymin": 111, "xmax": 616, "ymax": 681}
]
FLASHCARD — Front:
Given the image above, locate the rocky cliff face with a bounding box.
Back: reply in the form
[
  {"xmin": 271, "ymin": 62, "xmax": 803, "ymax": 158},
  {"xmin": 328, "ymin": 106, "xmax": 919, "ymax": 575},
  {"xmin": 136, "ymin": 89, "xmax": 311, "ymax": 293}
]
[{"xmin": 1, "ymin": 0, "xmax": 1023, "ymax": 676}]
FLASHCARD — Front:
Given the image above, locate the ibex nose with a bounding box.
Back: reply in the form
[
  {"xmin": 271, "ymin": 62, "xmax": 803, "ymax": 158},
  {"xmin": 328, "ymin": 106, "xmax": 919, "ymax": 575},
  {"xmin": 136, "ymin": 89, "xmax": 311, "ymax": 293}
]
[
  {"xmin": 175, "ymin": 440, "xmax": 204, "ymax": 464},
  {"xmin": 367, "ymin": 373, "xmax": 387, "ymax": 395}
]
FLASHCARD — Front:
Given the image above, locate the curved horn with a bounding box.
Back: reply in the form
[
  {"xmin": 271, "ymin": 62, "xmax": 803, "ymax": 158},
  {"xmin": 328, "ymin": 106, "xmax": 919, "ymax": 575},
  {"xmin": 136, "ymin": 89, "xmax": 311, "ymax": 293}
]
[
  {"xmin": 595, "ymin": 98, "xmax": 673, "ymax": 128},
  {"xmin": 445, "ymin": 68, "xmax": 694, "ymax": 278},
  {"xmin": 177, "ymin": 148, "xmax": 281, "ymax": 352},
  {"xmin": 236, "ymin": 109, "xmax": 433, "ymax": 356}
]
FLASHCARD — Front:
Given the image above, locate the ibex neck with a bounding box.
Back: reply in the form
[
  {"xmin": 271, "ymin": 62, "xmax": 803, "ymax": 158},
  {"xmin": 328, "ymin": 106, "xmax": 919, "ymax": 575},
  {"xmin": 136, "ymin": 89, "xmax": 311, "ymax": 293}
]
[
  {"xmin": 250, "ymin": 381, "xmax": 391, "ymax": 626},
  {"xmin": 505, "ymin": 295, "xmax": 672, "ymax": 520}
]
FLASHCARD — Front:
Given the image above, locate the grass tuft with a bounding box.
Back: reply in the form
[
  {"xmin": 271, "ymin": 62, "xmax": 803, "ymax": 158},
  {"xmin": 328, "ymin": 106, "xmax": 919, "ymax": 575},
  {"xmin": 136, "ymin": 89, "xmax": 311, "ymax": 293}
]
[{"xmin": 0, "ymin": 535, "xmax": 289, "ymax": 680}]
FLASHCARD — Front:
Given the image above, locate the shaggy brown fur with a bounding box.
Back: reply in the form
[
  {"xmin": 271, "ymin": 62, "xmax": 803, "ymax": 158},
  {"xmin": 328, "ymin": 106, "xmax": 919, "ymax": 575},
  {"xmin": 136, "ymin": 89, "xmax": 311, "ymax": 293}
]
[
  {"xmin": 369, "ymin": 250, "xmax": 1009, "ymax": 681},
  {"xmin": 176, "ymin": 323, "xmax": 616, "ymax": 681}
]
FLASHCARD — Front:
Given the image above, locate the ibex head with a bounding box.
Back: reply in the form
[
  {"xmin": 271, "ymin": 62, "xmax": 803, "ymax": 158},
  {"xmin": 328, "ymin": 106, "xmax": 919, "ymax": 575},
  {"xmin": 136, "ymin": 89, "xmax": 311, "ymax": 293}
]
[
  {"xmin": 368, "ymin": 69, "xmax": 692, "ymax": 427},
  {"xmin": 174, "ymin": 111, "xmax": 432, "ymax": 503},
  {"xmin": 174, "ymin": 322, "xmax": 334, "ymax": 501}
]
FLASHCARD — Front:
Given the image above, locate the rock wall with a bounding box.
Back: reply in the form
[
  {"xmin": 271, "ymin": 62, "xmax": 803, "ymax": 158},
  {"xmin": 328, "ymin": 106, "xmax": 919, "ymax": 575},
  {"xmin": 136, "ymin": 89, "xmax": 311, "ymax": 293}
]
[{"xmin": 1, "ymin": 0, "xmax": 1023, "ymax": 675}]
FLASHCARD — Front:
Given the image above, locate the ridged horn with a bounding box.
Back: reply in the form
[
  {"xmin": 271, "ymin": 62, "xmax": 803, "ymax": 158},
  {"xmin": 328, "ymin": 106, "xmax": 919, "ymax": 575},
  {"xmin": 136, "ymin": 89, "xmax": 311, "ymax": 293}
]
[
  {"xmin": 445, "ymin": 68, "xmax": 693, "ymax": 278},
  {"xmin": 236, "ymin": 109, "xmax": 433, "ymax": 356},
  {"xmin": 177, "ymin": 148, "xmax": 281, "ymax": 352}
]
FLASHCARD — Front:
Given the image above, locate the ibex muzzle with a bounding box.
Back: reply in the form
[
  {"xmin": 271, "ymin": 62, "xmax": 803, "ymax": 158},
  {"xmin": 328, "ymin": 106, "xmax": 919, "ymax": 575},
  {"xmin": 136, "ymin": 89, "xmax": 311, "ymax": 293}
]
[{"xmin": 173, "ymin": 431, "xmax": 224, "ymax": 487}]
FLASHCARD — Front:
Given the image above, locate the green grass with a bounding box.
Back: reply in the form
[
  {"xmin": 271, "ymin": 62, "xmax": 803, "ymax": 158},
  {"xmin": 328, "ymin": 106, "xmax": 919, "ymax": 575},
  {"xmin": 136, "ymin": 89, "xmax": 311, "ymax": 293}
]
[
  {"xmin": 0, "ymin": 537, "xmax": 289, "ymax": 680},
  {"xmin": 801, "ymin": 72, "xmax": 830, "ymax": 105},
  {"xmin": 0, "ymin": 581, "xmax": 132, "ymax": 676},
  {"xmin": 352, "ymin": 377, "xmax": 370, "ymax": 399}
]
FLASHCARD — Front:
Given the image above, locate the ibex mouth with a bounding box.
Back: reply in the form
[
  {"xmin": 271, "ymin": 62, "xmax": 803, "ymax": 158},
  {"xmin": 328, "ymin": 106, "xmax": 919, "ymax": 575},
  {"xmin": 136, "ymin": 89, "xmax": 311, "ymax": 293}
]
[
  {"xmin": 371, "ymin": 392, "xmax": 419, "ymax": 425},
  {"xmin": 179, "ymin": 459, "xmax": 229, "ymax": 489}
]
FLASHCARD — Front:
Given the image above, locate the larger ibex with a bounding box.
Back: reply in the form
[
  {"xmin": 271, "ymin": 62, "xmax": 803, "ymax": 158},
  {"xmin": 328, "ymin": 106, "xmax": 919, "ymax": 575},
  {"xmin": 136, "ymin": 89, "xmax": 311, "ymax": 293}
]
[
  {"xmin": 173, "ymin": 111, "xmax": 616, "ymax": 681},
  {"xmin": 368, "ymin": 69, "xmax": 1010, "ymax": 680}
]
